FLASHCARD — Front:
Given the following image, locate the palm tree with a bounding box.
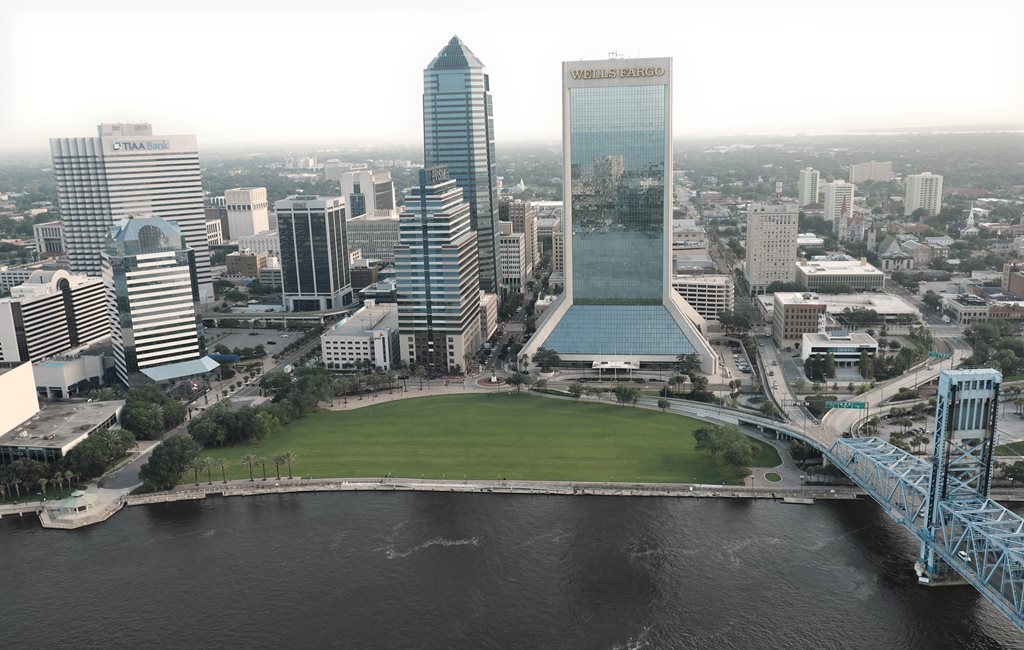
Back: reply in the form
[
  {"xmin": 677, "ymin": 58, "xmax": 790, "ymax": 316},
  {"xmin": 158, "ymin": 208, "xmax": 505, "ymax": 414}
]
[
  {"xmin": 241, "ymin": 454, "xmax": 257, "ymax": 482},
  {"xmin": 203, "ymin": 456, "xmax": 215, "ymax": 484},
  {"xmin": 64, "ymin": 470, "xmax": 75, "ymax": 490},
  {"xmin": 37, "ymin": 477, "xmax": 48, "ymax": 497},
  {"xmin": 212, "ymin": 458, "xmax": 228, "ymax": 483},
  {"xmin": 52, "ymin": 472, "xmax": 65, "ymax": 496},
  {"xmin": 273, "ymin": 455, "xmax": 285, "ymax": 480},
  {"xmin": 186, "ymin": 459, "xmax": 201, "ymax": 486},
  {"xmin": 12, "ymin": 477, "xmax": 22, "ymax": 499},
  {"xmin": 283, "ymin": 451, "xmax": 297, "ymax": 479},
  {"xmin": 259, "ymin": 457, "xmax": 268, "ymax": 481}
]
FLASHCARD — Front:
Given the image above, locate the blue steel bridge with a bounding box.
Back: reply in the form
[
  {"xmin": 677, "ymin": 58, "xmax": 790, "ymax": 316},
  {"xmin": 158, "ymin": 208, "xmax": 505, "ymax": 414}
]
[{"xmin": 827, "ymin": 368, "xmax": 1024, "ymax": 632}]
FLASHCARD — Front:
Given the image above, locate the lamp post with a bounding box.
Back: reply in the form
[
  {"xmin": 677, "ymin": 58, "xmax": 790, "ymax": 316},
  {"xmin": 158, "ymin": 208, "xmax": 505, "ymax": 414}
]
[
  {"xmin": 749, "ymin": 474, "xmax": 755, "ymax": 491},
  {"xmin": 800, "ymin": 475, "xmax": 805, "ymax": 494}
]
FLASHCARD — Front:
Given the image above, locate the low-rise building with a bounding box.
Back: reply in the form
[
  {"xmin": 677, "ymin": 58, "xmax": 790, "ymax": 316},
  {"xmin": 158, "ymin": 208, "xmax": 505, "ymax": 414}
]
[
  {"xmin": 498, "ymin": 223, "xmax": 527, "ymax": 292},
  {"xmin": 320, "ymin": 300, "xmax": 399, "ymax": 370},
  {"xmin": 671, "ymin": 274, "xmax": 734, "ymax": 323},
  {"xmin": 941, "ymin": 294, "xmax": 989, "ymax": 324},
  {"xmin": 258, "ymin": 256, "xmax": 283, "ymax": 288},
  {"xmin": 796, "ymin": 257, "xmax": 885, "ymax": 291},
  {"xmin": 236, "ymin": 230, "xmax": 280, "ymax": 256},
  {"xmin": 801, "ymin": 330, "xmax": 878, "ymax": 367},
  {"xmin": 0, "ymin": 363, "xmax": 40, "ymax": 441},
  {"xmin": 346, "ymin": 214, "xmax": 400, "ymax": 262},
  {"xmin": 33, "ymin": 351, "xmax": 109, "ymax": 399},
  {"xmin": 772, "ymin": 292, "xmax": 828, "ymax": 346},
  {"xmin": 0, "ymin": 397, "xmax": 123, "ymax": 465},
  {"xmin": 225, "ymin": 250, "xmax": 268, "ymax": 278}
]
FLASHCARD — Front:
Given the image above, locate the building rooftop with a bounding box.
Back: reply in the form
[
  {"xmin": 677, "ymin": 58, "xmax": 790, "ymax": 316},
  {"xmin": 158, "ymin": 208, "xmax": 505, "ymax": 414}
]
[
  {"xmin": 324, "ymin": 302, "xmax": 398, "ymax": 337},
  {"xmin": 802, "ymin": 331, "xmax": 878, "ymax": 347},
  {"xmin": 797, "ymin": 258, "xmax": 884, "ymax": 276},
  {"xmin": 0, "ymin": 400, "xmax": 123, "ymax": 451},
  {"xmin": 774, "ymin": 291, "xmax": 918, "ymax": 316}
]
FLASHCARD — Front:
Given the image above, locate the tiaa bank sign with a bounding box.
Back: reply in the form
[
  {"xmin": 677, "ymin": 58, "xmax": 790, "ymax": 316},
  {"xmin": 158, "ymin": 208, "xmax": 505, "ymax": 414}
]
[{"xmin": 111, "ymin": 140, "xmax": 170, "ymax": 152}]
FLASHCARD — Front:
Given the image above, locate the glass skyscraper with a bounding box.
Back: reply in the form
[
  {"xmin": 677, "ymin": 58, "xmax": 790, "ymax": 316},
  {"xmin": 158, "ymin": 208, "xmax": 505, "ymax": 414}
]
[
  {"xmin": 523, "ymin": 58, "xmax": 716, "ymax": 372},
  {"xmin": 423, "ymin": 36, "xmax": 499, "ymax": 295}
]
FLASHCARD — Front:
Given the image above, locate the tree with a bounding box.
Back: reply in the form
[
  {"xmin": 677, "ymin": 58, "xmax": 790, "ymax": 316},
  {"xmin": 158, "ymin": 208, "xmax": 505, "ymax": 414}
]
[
  {"xmin": 761, "ymin": 401, "xmax": 779, "ymax": 418},
  {"xmin": 212, "ymin": 458, "xmax": 228, "ymax": 483},
  {"xmin": 241, "ymin": 454, "xmax": 258, "ymax": 482},
  {"xmin": 121, "ymin": 402, "xmax": 166, "ymax": 440},
  {"xmin": 718, "ymin": 309, "xmax": 752, "ymax": 336},
  {"xmin": 37, "ymin": 477, "xmax": 48, "ymax": 496},
  {"xmin": 657, "ymin": 398, "xmax": 670, "ymax": 412},
  {"xmin": 273, "ymin": 455, "xmax": 285, "ymax": 480},
  {"xmin": 283, "ymin": 451, "xmax": 297, "ymax": 479},
  {"xmin": 186, "ymin": 458, "xmax": 202, "ymax": 485},
  {"xmin": 568, "ymin": 382, "xmax": 584, "ymax": 400},
  {"xmin": 139, "ymin": 436, "xmax": 201, "ymax": 490},
  {"xmin": 922, "ymin": 291, "xmax": 941, "ymax": 309},
  {"xmin": 508, "ymin": 372, "xmax": 532, "ymax": 393},
  {"xmin": 531, "ymin": 348, "xmax": 561, "ymax": 373},
  {"xmin": 823, "ymin": 353, "xmax": 837, "ymax": 379},
  {"xmin": 676, "ymin": 354, "xmax": 701, "ymax": 376},
  {"xmin": 613, "ymin": 384, "xmax": 640, "ymax": 406}
]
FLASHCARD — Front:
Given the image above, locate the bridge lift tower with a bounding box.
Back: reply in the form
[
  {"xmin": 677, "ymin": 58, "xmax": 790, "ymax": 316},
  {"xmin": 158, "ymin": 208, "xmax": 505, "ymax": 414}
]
[{"xmin": 917, "ymin": 368, "xmax": 1002, "ymax": 584}]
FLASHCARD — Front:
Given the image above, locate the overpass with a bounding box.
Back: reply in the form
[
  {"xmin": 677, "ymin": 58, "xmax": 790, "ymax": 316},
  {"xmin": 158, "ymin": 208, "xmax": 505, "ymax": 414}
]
[{"xmin": 200, "ymin": 303, "xmax": 361, "ymax": 327}]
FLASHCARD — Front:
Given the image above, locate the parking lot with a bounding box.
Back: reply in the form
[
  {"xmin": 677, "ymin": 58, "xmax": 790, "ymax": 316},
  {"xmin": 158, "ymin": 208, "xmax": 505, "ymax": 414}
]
[{"xmin": 206, "ymin": 327, "xmax": 296, "ymax": 352}]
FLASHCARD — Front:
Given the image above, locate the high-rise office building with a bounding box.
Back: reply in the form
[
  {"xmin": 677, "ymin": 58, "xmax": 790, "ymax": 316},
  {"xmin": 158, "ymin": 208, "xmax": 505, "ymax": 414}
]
[
  {"xmin": 849, "ymin": 161, "xmax": 893, "ymax": 184},
  {"xmin": 224, "ymin": 187, "xmax": 270, "ymax": 239},
  {"xmin": 340, "ymin": 170, "xmax": 397, "ymax": 218},
  {"xmin": 744, "ymin": 202, "xmax": 799, "ymax": 295},
  {"xmin": 522, "ymin": 57, "xmax": 717, "ymax": 373},
  {"xmin": 346, "ymin": 215, "xmax": 400, "ymax": 262},
  {"xmin": 0, "ymin": 270, "xmax": 108, "ymax": 364},
  {"xmin": 504, "ymin": 199, "xmax": 538, "ymax": 277},
  {"xmin": 905, "ymin": 172, "xmax": 944, "ymax": 216},
  {"xmin": 423, "ymin": 36, "xmax": 499, "ymax": 294},
  {"xmin": 50, "ymin": 123, "xmax": 213, "ymax": 302},
  {"xmin": 395, "ymin": 167, "xmax": 481, "ymax": 373},
  {"xmin": 276, "ymin": 196, "xmax": 352, "ymax": 311},
  {"xmin": 33, "ymin": 221, "xmax": 64, "ymax": 256},
  {"xmin": 798, "ymin": 167, "xmax": 820, "ymax": 207},
  {"xmin": 102, "ymin": 216, "xmax": 213, "ymax": 386},
  {"xmin": 822, "ymin": 180, "xmax": 855, "ymax": 223}
]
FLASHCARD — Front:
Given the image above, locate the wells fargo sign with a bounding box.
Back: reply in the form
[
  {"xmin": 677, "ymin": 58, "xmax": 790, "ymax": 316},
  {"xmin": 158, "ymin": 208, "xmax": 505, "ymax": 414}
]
[{"xmin": 570, "ymin": 67, "xmax": 665, "ymax": 80}]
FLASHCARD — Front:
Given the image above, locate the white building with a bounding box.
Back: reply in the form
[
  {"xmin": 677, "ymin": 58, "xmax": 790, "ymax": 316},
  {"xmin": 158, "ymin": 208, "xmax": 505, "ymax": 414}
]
[
  {"xmin": 849, "ymin": 161, "xmax": 893, "ymax": 184},
  {"xmin": 498, "ymin": 222, "xmax": 527, "ymax": 292},
  {"xmin": 320, "ymin": 300, "xmax": 399, "ymax": 370},
  {"xmin": 801, "ymin": 330, "xmax": 878, "ymax": 367},
  {"xmin": 50, "ymin": 123, "xmax": 213, "ymax": 302},
  {"xmin": 479, "ymin": 291, "xmax": 498, "ymax": 340},
  {"xmin": 672, "ymin": 219, "xmax": 706, "ymax": 250},
  {"xmin": 276, "ymin": 196, "xmax": 353, "ymax": 312},
  {"xmin": 798, "ymin": 167, "xmax": 820, "ymax": 207},
  {"xmin": 33, "ymin": 351, "xmax": 107, "ymax": 399},
  {"xmin": 224, "ymin": 187, "xmax": 270, "ymax": 239},
  {"xmin": 0, "ymin": 270, "xmax": 108, "ymax": 364},
  {"xmin": 506, "ymin": 199, "xmax": 538, "ymax": 276},
  {"xmin": 102, "ymin": 216, "xmax": 214, "ymax": 386},
  {"xmin": 346, "ymin": 215, "xmax": 400, "ymax": 262},
  {"xmin": 672, "ymin": 274, "xmax": 735, "ymax": 323},
  {"xmin": 236, "ymin": 230, "xmax": 280, "ymax": 256},
  {"xmin": 905, "ymin": 172, "xmax": 944, "ymax": 216},
  {"xmin": 340, "ymin": 169, "xmax": 397, "ymax": 218},
  {"xmin": 745, "ymin": 201, "xmax": 798, "ymax": 295},
  {"xmin": 822, "ymin": 180, "xmax": 855, "ymax": 223},
  {"xmin": 0, "ymin": 363, "xmax": 41, "ymax": 438},
  {"xmin": 206, "ymin": 219, "xmax": 223, "ymax": 246},
  {"xmin": 33, "ymin": 220, "xmax": 64, "ymax": 256},
  {"xmin": 796, "ymin": 257, "xmax": 885, "ymax": 291}
]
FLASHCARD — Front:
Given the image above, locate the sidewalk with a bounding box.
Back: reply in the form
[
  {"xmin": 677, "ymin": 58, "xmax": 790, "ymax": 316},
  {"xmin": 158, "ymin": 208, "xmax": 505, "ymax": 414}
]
[{"xmin": 326, "ymin": 382, "xmax": 508, "ymax": 411}]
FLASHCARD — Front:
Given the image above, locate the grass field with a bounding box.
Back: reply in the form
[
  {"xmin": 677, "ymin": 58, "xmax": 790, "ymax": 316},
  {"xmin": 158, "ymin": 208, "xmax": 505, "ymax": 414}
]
[
  {"xmin": 764, "ymin": 472, "xmax": 782, "ymax": 482},
  {"xmin": 193, "ymin": 393, "xmax": 781, "ymax": 485},
  {"xmin": 996, "ymin": 441, "xmax": 1024, "ymax": 456}
]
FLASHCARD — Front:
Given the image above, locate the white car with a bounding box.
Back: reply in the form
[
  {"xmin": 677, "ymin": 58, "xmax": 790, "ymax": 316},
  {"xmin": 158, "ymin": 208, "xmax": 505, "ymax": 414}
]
[{"xmin": 957, "ymin": 550, "xmax": 971, "ymax": 563}]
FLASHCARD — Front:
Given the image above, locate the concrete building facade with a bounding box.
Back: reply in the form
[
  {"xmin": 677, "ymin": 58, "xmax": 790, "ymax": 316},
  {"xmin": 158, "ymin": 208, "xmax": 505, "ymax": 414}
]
[
  {"xmin": 340, "ymin": 169, "xmax": 397, "ymax": 218},
  {"xmin": 320, "ymin": 300, "xmax": 399, "ymax": 370},
  {"xmin": 33, "ymin": 220, "xmax": 64, "ymax": 256},
  {"xmin": 224, "ymin": 187, "xmax": 270, "ymax": 239},
  {"xmin": 395, "ymin": 167, "xmax": 481, "ymax": 373},
  {"xmin": 798, "ymin": 167, "xmax": 820, "ymax": 207},
  {"xmin": 50, "ymin": 123, "xmax": 213, "ymax": 302},
  {"xmin": 822, "ymin": 180, "xmax": 855, "ymax": 223},
  {"xmin": 745, "ymin": 201, "xmax": 799, "ymax": 295},
  {"xmin": 849, "ymin": 161, "xmax": 893, "ymax": 184},
  {"xmin": 346, "ymin": 215, "xmax": 400, "ymax": 262},
  {"xmin": 905, "ymin": 172, "xmax": 944, "ymax": 216}
]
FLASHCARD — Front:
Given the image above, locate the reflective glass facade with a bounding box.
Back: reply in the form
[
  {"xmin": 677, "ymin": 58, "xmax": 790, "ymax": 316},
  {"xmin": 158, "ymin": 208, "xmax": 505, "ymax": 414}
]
[
  {"xmin": 570, "ymin": 85, "xmax": 666, "ymax": 304},
  {"xmin": 544, "ymin": 305, "xmax": 696, "ymax": 356},
  {"xmin": 423, "ymin": 37, "xmax": 499, "ymax": 294}
]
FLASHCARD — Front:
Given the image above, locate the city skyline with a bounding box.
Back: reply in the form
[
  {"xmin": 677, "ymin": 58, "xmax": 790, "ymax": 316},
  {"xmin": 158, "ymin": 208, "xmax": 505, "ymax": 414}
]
[{"xmin": 2, "ymin": 0, "xmax": 1022, "ymax": 152}]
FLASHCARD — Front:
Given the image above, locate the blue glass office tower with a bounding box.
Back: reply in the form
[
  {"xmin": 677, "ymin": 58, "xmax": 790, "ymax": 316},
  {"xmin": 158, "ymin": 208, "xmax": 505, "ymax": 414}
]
[
  {"xmin": 523, "ymin": 58, "xmax": 717, "ymax": 373},
  {"xmin": 423, "ymin": 36, "xmax": 499, "ymax": 295}
]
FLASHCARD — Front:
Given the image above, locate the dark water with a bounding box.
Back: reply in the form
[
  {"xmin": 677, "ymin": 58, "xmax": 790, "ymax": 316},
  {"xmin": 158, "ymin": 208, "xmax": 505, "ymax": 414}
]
[{"xmin": 1, "ymin": 493, "xmax": 1020, "ymax": 649}]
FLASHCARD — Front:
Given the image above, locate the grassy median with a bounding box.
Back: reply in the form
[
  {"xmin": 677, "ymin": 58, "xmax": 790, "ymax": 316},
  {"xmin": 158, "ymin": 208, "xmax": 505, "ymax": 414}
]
[{"xmin": 195, "ymin": 393, "xmax": 780, "ymax": 485}]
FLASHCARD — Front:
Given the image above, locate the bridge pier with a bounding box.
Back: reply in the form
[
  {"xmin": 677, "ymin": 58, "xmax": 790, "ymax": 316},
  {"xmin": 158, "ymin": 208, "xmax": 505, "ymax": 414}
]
[{"xmin": 915, "ymin": 551, "xmax": 968, "ymax": 587}]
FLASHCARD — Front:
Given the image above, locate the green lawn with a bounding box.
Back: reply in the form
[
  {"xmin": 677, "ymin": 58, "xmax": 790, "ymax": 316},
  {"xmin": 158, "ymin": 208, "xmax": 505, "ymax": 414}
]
[
  {"xmin": 764, "ymin": 472, "xmax": 782, "ymax": 483},
  {"xmin": 996, "ymin": 441, "xmax": 1024, "ymax": 456},
  {"xmin": 194, "ymin": 394, "xmax": 781, "ymax": 485}
]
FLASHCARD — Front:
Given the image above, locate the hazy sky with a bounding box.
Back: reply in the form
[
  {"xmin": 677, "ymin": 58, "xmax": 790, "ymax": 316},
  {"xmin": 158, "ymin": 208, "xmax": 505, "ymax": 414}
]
[{"xmin": 2, "ymin": 0, "xmax": 1022, "ymax": 153}]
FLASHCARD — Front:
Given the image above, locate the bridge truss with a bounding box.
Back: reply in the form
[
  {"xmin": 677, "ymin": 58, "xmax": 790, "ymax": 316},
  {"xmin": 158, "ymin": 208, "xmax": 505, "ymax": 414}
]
[{"xmin": 829, "ymin": 368, "xmax": 1024, "ymax": 632}]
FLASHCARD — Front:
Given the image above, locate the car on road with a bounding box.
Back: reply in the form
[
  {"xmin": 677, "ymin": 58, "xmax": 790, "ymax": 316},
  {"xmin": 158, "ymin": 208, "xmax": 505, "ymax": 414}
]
[
  {"xmin": 267, "ymin": 340, "xmax": 277, "ymax": 345},
  {"xmin": 280, "ymin": 334, "xmax": 289, "ymax": 338},
  {"xmin": 249, "ymin": 332, "xmax": 259, "ymax": 336},
  {"xmin": 768, "ymin": 371, "xmax": 775, "ymax": 376},
  {"xmin": 958, "ymin": 550, "xmax": 971, "ymax": 563}
]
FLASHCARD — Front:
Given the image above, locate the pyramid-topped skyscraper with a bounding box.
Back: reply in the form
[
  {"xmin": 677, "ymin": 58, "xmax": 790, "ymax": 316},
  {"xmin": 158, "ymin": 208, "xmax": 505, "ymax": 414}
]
[{"xmin": 423, "ymin": 36, "xmax": 499, "ymax": 295}]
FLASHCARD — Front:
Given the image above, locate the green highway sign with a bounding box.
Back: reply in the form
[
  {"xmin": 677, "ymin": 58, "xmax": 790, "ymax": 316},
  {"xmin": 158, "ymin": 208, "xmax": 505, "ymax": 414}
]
[
  {"xmin": 928, "ymin": 352, "xmax": 951, "ymax": 359},
  {"xmin": 825, "ymin": 401, "xmax": 866, "ymax": 410}
]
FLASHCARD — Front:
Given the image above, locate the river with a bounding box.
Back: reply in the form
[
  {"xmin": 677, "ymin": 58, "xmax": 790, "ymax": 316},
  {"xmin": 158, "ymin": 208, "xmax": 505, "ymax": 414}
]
[{"xmin": 1, "ymin": 493, "xmax": 1019, "ymax": 649}]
